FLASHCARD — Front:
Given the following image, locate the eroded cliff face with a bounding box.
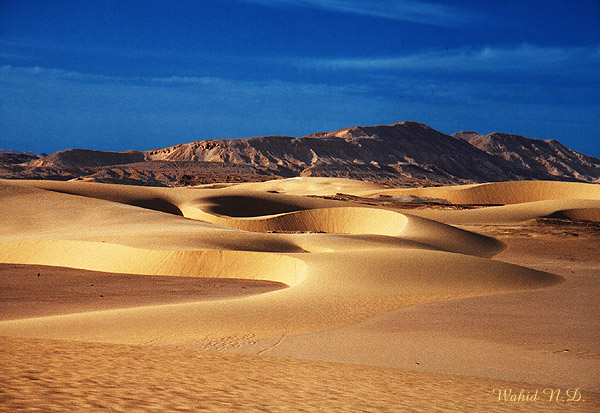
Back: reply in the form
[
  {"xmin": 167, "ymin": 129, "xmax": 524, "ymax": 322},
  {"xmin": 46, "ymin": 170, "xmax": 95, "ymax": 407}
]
[{"xmin": 4, "ymin": 121, "xmax": 599, "ymax": 186}]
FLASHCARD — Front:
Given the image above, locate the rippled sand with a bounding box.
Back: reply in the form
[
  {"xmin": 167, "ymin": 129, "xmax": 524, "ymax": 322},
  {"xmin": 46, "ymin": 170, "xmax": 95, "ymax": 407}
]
[{"xmin": 1, "ymin": 177, "xmax": 598, "ymax": 410}]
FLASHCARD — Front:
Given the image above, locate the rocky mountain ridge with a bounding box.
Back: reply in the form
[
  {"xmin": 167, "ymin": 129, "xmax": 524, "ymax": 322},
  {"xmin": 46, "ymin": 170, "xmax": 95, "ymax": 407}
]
[
  {"xmin": 453, "ymin": 131, "xmax": 600, "ymax": 182},
  {"xmin": 2, "ymin": 121, "xmax": 598, "ymax": 186}
]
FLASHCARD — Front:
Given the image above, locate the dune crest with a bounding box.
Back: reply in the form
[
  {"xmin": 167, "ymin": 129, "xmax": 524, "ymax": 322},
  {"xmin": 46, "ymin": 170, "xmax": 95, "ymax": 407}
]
[{"xmin": 0, "ymin": 240, "xmax": 307, "ymax": 287}]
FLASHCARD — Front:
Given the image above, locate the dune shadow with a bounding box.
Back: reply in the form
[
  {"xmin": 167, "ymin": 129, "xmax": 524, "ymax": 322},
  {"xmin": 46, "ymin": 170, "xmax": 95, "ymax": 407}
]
[
  {"xmin": 34, "ymin": 186, "xmax": 184, "ymax": 216},
  {"xmin": 127, "ymin": 197, "xmax": 183, "ymax": 216},
  {"xmin": 205, "ymin": 195, "xmax": 308, "ymax": 217}
]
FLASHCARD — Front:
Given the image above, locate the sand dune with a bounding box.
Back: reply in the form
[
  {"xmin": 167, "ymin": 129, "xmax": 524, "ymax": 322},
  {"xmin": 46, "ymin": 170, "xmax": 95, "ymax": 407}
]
[
  {"xmin": 395, "ymin": 198, "xmax": 600, "ymax": 225},
  {"xmin": 220, "ymin": 176, "xmax": 385, "ymax": 196},
  {"xmin": 0, "ymin": 263, "xmax": 286, "ymax": 320},
  {"xmin": 552, "ymin": 207, "xmax": 600, "ymax": 222},
  {"xmin": 0, "ymin": 246, "xmax": 560, "ymax": 346},
  {"xmin": 1, "ymin": 177, "xmax": 598, "ymax": 409},
  {"xmin": 0, "ymin": 241, "xmax": 306, "ymax": 286},
  {"xmin": 372, "ymin": 179, "xmax": 600, "ymax": 205},
  {"xmin": 220, "ymin": 177, "xmax": 600, "ymax": 204},
  {"xmin": 0, "ymin": 179, "xmax": 559, "ymax": 343},
  {"xmin": 182, "ymin": 204, "xmax": 506, "ymax": 257}
]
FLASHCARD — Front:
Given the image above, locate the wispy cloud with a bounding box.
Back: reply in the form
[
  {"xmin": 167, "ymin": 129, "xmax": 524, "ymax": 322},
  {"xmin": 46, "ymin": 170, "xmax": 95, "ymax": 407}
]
[
  {"xmin": 0, "ymin": 65, "xmax": 367, "ymax": 95},
  {"xmin": 1, "ymin": 63, "xmax": 599, "ymax": 156},
  {"xmin": 296, "ymin": 44, "xmax": 600, "ymax": 74},
  {"xmin": 0, "ymin": 52, "xmax": 32, "ymax": 61},
  {"xmin": 0, "ymin": 65, "xmax": 383, "ymax": 151},
  {"xmin": 0, "ymin": 37, "xmax": 207, "ymax": 62},
  {"xmin": 242, "ymin": 0, "xmax": 475, "ymax": 26}
]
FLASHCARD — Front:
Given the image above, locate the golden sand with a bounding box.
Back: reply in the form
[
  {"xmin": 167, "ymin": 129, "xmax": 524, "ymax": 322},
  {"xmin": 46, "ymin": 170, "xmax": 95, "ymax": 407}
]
[{"xmin": 1, "ymin": 177, "xmax": 598, "ymax": 410}]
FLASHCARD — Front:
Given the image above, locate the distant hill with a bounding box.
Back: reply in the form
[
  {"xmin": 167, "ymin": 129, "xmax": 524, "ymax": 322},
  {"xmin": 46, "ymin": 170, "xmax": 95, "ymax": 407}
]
[
  {"xmin": 30, "ymin": 149, "xmax": 146, "ymax": 168},
  {"xmin": 453, "ymin": 131, "xmax": 600, "ymax": 183},
  {"xmin": 0, "ymin": 149, "xmax": 43, "ymax": 168},
  {"xmin": 2, "ymin": 121, "xmax": 599, "ymax": 186},
  {"xmin": 0, "ymin": 149, "xmax": 43, "ymax": 164},
  {"xmin": 145, "ymin": 122, "xmax": 513, "ymax": 184}
]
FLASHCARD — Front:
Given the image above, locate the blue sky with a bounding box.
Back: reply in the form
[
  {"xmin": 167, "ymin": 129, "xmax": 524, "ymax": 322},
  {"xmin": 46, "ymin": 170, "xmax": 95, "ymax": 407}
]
[{"xmin": 1, "ymin": 0, "xmax": 599, "ymax": 156}]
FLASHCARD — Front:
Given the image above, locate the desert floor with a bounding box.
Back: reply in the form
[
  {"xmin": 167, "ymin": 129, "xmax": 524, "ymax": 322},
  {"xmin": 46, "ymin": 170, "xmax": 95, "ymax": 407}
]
[{"xmin": 1, "ymin": 177, "xmax": 598, "ymax": 411}]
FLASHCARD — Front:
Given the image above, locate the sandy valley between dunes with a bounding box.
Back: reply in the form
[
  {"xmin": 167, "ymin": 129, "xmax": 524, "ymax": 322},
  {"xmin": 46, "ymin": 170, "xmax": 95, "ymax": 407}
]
[{"xmin": 1, "ymin": 177, "xmax": 599, "ymax": 411}]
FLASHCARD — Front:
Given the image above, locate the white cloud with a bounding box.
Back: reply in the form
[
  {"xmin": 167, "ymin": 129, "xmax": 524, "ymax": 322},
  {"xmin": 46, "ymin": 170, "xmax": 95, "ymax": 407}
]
[
  {"xmin": 296, "ymin": 44, "xmax": 600, "ymax": 73},
  {"xmin": 242, "ymin": 0, "xmax": 473, "ymax": 26}
]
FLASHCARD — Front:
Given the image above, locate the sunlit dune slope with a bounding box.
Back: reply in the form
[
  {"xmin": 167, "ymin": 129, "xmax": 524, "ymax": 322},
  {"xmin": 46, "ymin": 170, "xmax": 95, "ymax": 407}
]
[
  {"xmin": 396, "ymin": 198, "xmax": 600, "ymax": 225},
  {"xmin": 183, "ymin": 203, "xmax": 505, "ymax": 257},
  {"xmin": 373, "ymin": 180, "xmax": 600, "ymax": 204},
  {"xmin": 0, "ymin": 246, "xmax": 560, "ymax": 345},
  {"xmin": 0, "ymin": 178, "xmax": 563, "ymax": 346},
  {"xmin": 0, "ymin": 241, "xmax": 306, "ymax": 286},
  {"xmin": 0, "ymin": 263, "xmax": 287, "ymax": 320},
  {"xmin": 207, "ymin": 176, "xmax": 385, "ymax": 196}
]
